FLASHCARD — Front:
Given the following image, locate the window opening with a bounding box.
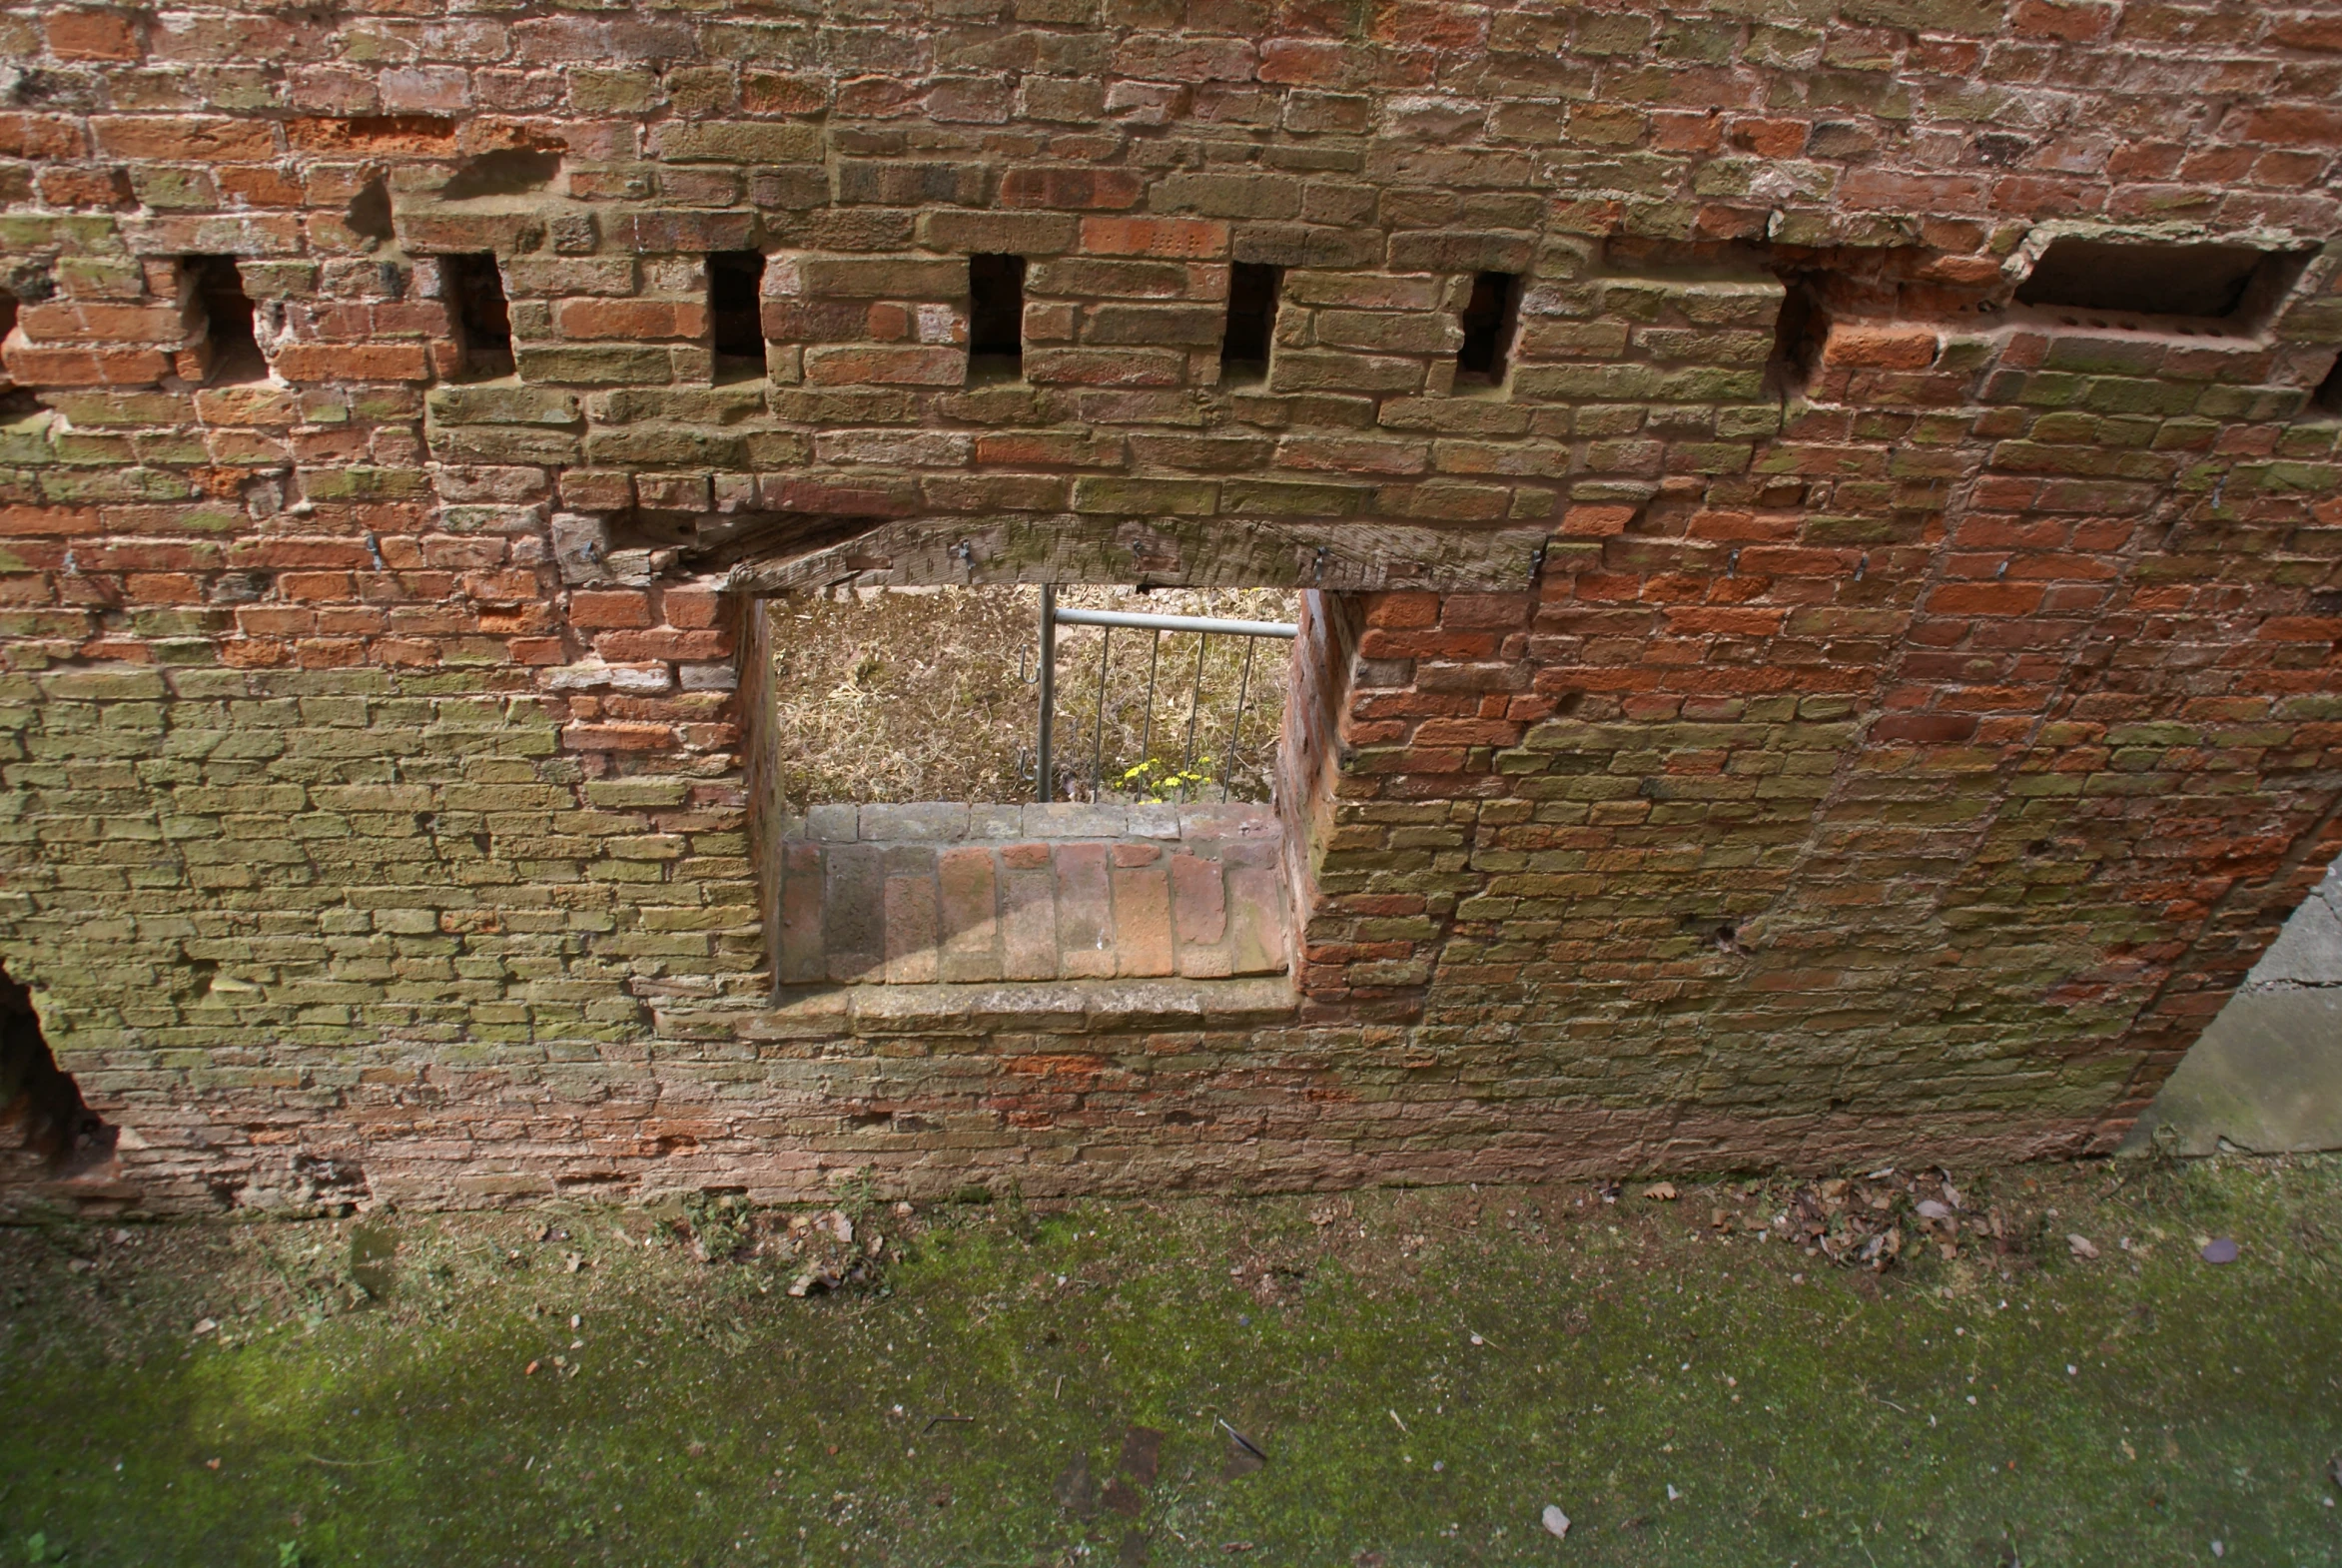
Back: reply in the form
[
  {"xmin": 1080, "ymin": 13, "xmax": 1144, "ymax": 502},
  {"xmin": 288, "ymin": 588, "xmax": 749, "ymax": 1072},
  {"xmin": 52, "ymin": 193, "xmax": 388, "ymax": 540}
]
[
  {"xmin": 758, "ymin": 584, "xmax": 1311, "ymax": 991},
  {"xmin": 0, "ymin": 962, "xmax": 115, "ymax": 1178},
  {"xmin": 967, "ymin": 253, "xmax": 1026, "ymax": 383},
  {"xmin": 2013, "ymin": 238, "xmax": 2310, "ymax": 330},
  {"xmin": 1455, "ymin": 270, "xmax": 1520, "ymax": 387},
  {"xmin": 188, "ymin": 255, "xmax": 265, "ymax": 386},
  {"xmin": 1219, "ymin": 262, "xmax": 1280, "ymax": 384},
  {"xmin": 708, "ymin": 250, "xmax": 767, "ymax": 382},
  {"xmin": 442, "ymin": 252, "xmax": 513, "ymax": 380}
]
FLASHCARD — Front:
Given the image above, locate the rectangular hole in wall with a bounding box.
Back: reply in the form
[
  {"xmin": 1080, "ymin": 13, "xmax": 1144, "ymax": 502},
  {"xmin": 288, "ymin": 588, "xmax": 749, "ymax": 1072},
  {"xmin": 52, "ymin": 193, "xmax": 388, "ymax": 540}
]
[
  {"xmin": 1219, "ymin": 262, "xmax": 1280, "ymax": 385},
  {"xmin": 2013, "ymin": 238, "xmax": 2312, "ymax": 333},
  {"xmin": 967, "ymin": 253, "xmax": 1025, "ymax": 384},
  {"xmin": 442, "ymin": 252, "xmax": 513, "ymax": 381},
  {"xmin": 187, "ymin": 255, "xmax": 265, "ymax": 386},
  {"xmin": 2311, "ymin": 354, "xmax": 2342, "ymax": 420},
  {"xmin": 756, "ymin": 584, "xmax": 1314, "ymax": 992},
  {"xmin": 1455, "ymin": 270, "xmax": 1520, "ymax": 388},
  {"xmin": 1764, "ymin": 274, "xmax": 1826, "ymax": 401},
  {"xmin": 708, "ymin": 250, "xmax": 767, "ymax": 383}
]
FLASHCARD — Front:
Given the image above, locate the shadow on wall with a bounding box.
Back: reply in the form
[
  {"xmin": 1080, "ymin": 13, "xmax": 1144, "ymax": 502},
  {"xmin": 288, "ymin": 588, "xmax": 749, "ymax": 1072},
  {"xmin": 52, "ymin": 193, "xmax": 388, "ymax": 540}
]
[
  {"xmin": 2127, "ymin": 861, "xmax": 2342, "ymax": 1156},
  {"xmin": 0, "ymin": 963, "xmax": 116, "ymax": 1181}
]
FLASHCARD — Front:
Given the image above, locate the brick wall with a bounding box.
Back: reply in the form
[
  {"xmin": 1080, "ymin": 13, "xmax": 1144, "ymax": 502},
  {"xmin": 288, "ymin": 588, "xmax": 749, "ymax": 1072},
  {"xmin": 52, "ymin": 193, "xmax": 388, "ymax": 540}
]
[{"xmin": 2, "ymin": 0, "xmax": 2342, "ymax": 1210}]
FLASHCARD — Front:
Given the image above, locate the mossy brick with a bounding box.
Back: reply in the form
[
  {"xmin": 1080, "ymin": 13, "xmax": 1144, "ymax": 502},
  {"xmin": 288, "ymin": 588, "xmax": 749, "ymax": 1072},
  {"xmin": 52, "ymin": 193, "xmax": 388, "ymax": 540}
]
[
  {"xmin": 513, "ymin": 346, "xmax": 675, "ymax": 386},
  {"xmin": 425, "ymin": 385, "xmax": 582, "ymax": 426},
  {"xmin": 1070, "ymin": 477, "xmax": 1218, "ymax": 515}
]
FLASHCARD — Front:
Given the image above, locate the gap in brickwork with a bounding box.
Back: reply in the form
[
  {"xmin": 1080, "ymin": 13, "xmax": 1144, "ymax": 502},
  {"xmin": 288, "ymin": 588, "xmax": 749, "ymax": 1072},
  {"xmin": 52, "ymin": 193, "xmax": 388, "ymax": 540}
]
[
  {"xmin": 436, "ymin": 147, "xmax": 560, "ymax": 202},
  {"xmin": 344, "ymin": 178, "xmax": 393, "ymax": 246},
  {"xmin": 187, "ymin": 255, "xmax": 264, "ymax": 387},
  {"xmin": 2310, "ymin": 354, "xmax": 2342, "ymax": 420},
  {"xmin": 441, "ymin": 253, "xmax": 513, "ymax": 381},
  {"xmin": 0, "ymin": 963, "xmax": 115, "ymax": 1179},
  {"xmin": 708, "ymin": 250, "xmax": 767, "ymax": 383},
  {"xmin": 966, "ymin": 253, "xmax": 1025, "ymax": 385},
  {"xmin": 2014, "ymin": 238, "xmax": 2311, "ymax": 332},
  {"xmin": 1219, "ymin": 262, "xmax": 1280, "ymax": 386},
  {"xmin": 1454, "ymin": 270, "xmax": 1520, "ymax": 388},
  {"xmin": 1765, "ymin": 273, "xmax": 1827, "ymax": 401}
]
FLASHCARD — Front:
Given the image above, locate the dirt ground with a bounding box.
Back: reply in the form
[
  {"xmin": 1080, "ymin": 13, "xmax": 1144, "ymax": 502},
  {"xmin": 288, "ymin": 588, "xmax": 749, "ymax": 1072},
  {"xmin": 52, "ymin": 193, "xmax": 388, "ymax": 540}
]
[{"xmin": 2, "ymin": 1156, "xmax": 2338, "ymax": 1566}]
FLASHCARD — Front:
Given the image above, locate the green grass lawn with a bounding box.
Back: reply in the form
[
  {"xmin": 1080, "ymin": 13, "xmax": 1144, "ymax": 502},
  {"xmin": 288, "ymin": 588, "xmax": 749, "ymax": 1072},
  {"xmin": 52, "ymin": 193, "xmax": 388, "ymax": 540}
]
[{"xmin": 2, "ymin": 1156, "xmax": 2338, "ymax": 1566}]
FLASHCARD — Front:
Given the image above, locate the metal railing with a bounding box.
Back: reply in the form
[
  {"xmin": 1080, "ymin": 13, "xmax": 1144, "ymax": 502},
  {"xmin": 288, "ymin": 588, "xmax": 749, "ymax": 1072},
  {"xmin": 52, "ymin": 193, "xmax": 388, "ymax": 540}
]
[{"xmin": 1035, "ymin": 585, "xmax": 1298, "ymax": 805}]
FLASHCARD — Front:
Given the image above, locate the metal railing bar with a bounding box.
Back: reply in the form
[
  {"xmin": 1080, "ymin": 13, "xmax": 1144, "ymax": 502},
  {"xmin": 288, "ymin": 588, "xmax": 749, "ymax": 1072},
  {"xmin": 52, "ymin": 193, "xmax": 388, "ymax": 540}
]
[
  {"xmin": 1138, "ymin": 628, "xmax": 1160, "ymax": 777},
  {"xmin": 1221, "ymin": 634, "xmax": 1258, "ymax": 802},
  {"xmin": 1090, "ymin": 623, "xmax": 1111, "ymax": 798},
  {"xmin": 1036, "ymin": 584, "xmax": 1056, "ymax": 804},
  {"xmin": 1050, "ymin": 606, "xmax": 1297, "ymax": 639},
  {"xmin": 1180, "ymin": 631, "xmax": 1207, "ymax": 780}
]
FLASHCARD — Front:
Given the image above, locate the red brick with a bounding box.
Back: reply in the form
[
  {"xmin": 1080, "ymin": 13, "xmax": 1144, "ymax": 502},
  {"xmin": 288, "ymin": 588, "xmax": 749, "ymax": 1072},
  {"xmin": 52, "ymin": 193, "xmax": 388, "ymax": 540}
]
[
  {"xmin": 1111, "ymin": 859, "xmax": 1173, "ymax": 977},
  {"xmin": 1054, "ymin": 842, "xmax": 1114, "ymax": 979},
  {"xmin": 90, "ymin": 116, "xmax": 278, "ymax": 161},
  {"xmin": 45, "ymin": 8, "xmax": 138, "ymax": 60},
  {"xmin": 1821, "ymin": 325, "xmax": 1939, "ymax": 371},
  {"xmin": 1079, "ymin": 217, "xmax": 1229, "ymax": 259},
  {"xmin": 1000, "ymin": 167, "xmax": 1145, "ymax": 210},
  {"xmin": 567, "ymin": 589, "xmax": 653, "ymax": 629},
  {"xmin": 272, "ymin": 344, "xmax": 430, "ymax": 382}
]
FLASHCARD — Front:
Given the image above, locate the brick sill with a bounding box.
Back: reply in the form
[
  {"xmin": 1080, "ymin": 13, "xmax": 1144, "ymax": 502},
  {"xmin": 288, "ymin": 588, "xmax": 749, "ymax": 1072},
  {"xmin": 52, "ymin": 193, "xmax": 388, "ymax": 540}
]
[{"xmin": 749, "ymin": 975, "xmax": 1298, "ymax": 1038}]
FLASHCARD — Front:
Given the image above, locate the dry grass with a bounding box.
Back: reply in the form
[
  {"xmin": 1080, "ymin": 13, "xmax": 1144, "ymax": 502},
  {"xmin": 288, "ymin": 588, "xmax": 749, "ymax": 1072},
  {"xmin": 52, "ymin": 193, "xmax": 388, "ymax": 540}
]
[{"xmin": 762, "ymin": 584, "xmax": 1299, "ymax": 809}]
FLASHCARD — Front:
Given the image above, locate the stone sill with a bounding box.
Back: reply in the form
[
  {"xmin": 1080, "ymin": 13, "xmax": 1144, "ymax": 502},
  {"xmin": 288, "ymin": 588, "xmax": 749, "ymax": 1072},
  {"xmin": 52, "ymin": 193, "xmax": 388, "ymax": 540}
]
[{"xmin": 747, "ymin": 975, "xmax": 1298, "ymax": 1038}]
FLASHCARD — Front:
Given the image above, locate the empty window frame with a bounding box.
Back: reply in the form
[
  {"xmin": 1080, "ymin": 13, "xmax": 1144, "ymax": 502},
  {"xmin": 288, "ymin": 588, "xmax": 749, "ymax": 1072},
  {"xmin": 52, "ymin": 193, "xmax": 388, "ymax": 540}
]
[
  {"xmin": 2013, "ymin": 238, "xmax": 2311, "ymax": 330},
  {"xmin": 708, "ymin": 250, "xmax": 767, "ymax": 380},
  {"xmin": 1455, "ymin": 270, "xmax": 1521, "ymax": 387},
  {"xmin": 442, "ymin": 252, "xmax": 513, "ymax": 380},
  {"xmin": 967, "ymin": 253, "xmax": 1026, "ymax": 382},
  {"xmin": 187, "ymin": 255, "xmax": 265, "ymax": 386},
  {"xmin": 1219, "ymin": 262, "xmax": 1280, "ymax": 384}
]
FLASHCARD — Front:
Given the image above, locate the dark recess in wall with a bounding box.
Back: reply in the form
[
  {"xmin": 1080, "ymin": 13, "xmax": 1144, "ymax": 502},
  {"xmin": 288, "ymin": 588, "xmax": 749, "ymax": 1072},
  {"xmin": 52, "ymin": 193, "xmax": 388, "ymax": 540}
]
[
  {"xmin": 967, "ymin": 253, "xmax": 1026, "ymax": 383},
  {"xmin": 2015, "ymin": 238, "xmax": 2310, "ymax": 325},
  {"xmin": 436, "ymin": 148, "xmax": 560, "ymax": 202},
  {"xmin": 1455, "ymin": 271, "xmax": 1519, "ymax": 386},
  {"xmin": 0, "ymin": 964, "xmax": 114, "ymax": 1177},
  {"xmin": 344, "ymin": 178, "xmax": 393, "ymax": 245},
  {"xmin": 1220, "ymin": 261, "xmax": 1280, "ymax": 383},
  {"xmin": 709, "ymin": 250, "xmax": 767, "ymax": 380},
  {"xmin": 443, "ymin": 252, "xmax": 513, "ymax": 380},
  {"xmin": 188, "ymin": 254, "xmax": 264, "ymax": 385}
]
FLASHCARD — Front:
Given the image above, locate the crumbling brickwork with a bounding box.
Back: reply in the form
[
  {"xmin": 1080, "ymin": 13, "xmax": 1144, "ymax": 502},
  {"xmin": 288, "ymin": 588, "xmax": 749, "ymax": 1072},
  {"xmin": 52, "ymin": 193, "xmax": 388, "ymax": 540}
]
[{"xmin": 2, "ymin": 0, "xmax": 2342, "ymax": 1212}]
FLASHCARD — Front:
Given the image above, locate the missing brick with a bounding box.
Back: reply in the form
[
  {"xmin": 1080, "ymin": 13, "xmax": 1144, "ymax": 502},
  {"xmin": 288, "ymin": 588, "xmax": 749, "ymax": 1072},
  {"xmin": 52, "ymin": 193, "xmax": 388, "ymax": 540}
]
[
  {"xmin": 708, "ymin": 250, "xmax": 768, "ymax": 382},
  {"xmin": 1454, "ymin": 270, "xmax": 1520, "ymax": 388},
  {"xmin": 344, "ymin": 177, "xmax": 393, "ymax": 246},
  {"xmin": 1764, "ymin": 273, "xmax": 1827, "ymax": 401},
  {"xmin": 436, "ymin": 147, "xmax": 561, "ymax": 202},
  {"xmin": 2308, "ymin": 354, "xmax": 2342, "ymax": 421},
  {"xmin": 2014, "ymin": 237, "xmax": 2311, "ymax": 330},
  {"xmin": 967, "ymin": 253, "xmax": 1026, "ymax": 385},
  {"xmin": 442, "ymin": 252, "xmax": 513, "ymax": 381},
  {"xmin": 1219, "ymin": 262, "xmax": 1279, "ymax": 385},
  {"xmin": 187, "ymin": 254, "xmax": 266, "ymax": 386}
]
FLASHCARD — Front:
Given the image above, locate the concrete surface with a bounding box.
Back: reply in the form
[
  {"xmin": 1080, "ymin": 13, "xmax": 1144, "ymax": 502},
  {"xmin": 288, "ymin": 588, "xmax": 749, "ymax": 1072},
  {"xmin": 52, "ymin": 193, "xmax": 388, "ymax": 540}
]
[{"xmin": 2128, "ymin": 862, "xmax": 2342, "ymax": 1155}]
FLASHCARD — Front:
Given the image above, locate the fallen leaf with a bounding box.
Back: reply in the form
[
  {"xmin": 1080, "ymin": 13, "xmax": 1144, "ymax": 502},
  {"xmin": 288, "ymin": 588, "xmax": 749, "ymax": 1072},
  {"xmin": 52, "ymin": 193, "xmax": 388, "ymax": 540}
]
[
  {"xmin": 191, "ymin": 1317, "xmax": 218, "ymax": 1336},
  {"xmin": 1642, "ymin": 1182, "xmax": 1678, "ymax": 1201},
  {"xmin": 205, "ymin": 1458, "xmax": 222, "ymax": 1471},
  {"xmin": 1542, "ymin": 1504, "xmax": 1571, "ymax": 1539},
  {"xmin": 1916, "ymin": 1200, "xmax": 1952, "ymax": 1221},
  {"xmin": 2067, "ymin": 1234, "xmax": 2099, "ymax": 1259},
  {"xmin": 2199, "ymin": 1237, "xmax": 2239, "ymax": 1265},
  {"xmin": 524, "ymin": 1359, "xmax": 540, "ymax": 1375}
]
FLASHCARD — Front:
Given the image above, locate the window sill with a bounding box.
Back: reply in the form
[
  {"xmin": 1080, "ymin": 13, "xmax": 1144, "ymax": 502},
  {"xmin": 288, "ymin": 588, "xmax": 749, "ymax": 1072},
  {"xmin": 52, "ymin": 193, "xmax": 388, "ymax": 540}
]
[{"xmin": 749, "ymin": 974, "xmax": 1298, "ymax": 1038}]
